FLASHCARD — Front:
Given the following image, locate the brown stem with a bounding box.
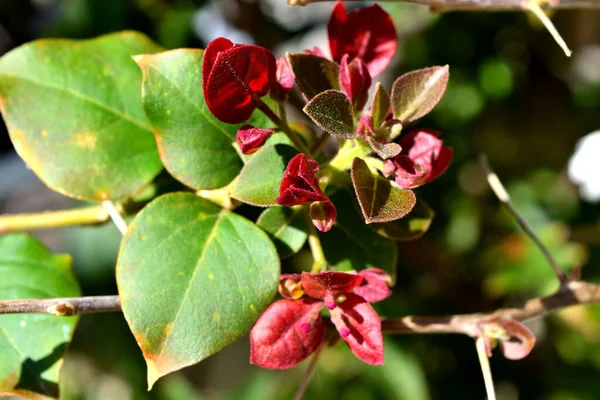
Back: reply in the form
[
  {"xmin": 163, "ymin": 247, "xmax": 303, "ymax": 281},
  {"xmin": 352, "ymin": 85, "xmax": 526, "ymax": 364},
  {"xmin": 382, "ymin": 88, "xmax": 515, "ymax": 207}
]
[
  {"xmin": 0, "ymin": 296, "xmax": 121, "ymax": 316},
  {"xmin": 288, "ymin": 0, "xmax": 600, "ymax": 11},
  {"xmin": 382, "ymin": 281, "xmax": 600, "ymax": 335}
]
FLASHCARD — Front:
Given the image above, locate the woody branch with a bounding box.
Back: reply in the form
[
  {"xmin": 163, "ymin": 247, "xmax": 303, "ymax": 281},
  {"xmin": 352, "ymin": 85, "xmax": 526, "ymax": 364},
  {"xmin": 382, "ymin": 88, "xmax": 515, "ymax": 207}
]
[{"xmin": 288, "ymin": 0, "xmax": 600, "ymax": 11}]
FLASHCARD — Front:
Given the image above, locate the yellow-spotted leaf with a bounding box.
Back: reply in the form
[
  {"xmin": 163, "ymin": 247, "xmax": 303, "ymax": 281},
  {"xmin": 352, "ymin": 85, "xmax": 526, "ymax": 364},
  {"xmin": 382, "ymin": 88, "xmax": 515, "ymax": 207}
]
[
  {"xmin": 116, "ymin": 193, "xmax": 280, "ymax": 388},
  {"xmin": 0, "ymin": 31, "xmax": 163, "ymax": 201}
]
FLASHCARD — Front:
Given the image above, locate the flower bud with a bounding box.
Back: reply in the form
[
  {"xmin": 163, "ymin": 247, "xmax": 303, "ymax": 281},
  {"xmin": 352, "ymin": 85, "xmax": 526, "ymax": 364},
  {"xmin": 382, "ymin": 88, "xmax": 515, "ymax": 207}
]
[
  {"xmin": 339, "ymin": 54, "xmax": 372, "ymax": 111},
  {"xmin": 309, "ymin": 201, "xmax": 337, "ymax": 232}
]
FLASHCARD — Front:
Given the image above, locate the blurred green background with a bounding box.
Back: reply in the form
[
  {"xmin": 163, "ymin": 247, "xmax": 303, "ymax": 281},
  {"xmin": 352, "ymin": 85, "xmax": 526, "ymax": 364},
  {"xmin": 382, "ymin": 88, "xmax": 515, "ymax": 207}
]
[{"xmin": 1, "ymin": 0, "xmax": 599, "ymax": 399}]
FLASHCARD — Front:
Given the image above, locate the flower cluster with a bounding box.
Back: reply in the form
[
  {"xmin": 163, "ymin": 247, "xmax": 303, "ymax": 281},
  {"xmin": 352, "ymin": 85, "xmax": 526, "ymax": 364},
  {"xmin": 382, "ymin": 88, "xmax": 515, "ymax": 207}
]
[{"xmin": 250, "ymin": 269, "xmax": 392, "ymax": 369}]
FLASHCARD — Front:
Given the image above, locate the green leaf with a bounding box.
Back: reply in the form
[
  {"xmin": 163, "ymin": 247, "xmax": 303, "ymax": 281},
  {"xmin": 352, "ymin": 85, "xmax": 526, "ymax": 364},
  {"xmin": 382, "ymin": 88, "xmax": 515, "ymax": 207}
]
[
  {"xmin": 351, "ymin": 157, "xmax": 416, "ymax": 224},
  {"xmin": 319, "ymin": 188, "xmax": 398, "ymax": 279},
  {"xmin": 391, "ymin": 65, "xmax": 449, "ymax": 125},
  {"xmin": 136, "ymin": 49, "xmax": 273, "ymax": 190},
  {"xmin": 0, "ymin": 234, "xmax": 80, "ymax": 400},
  {"xmin": 370, "ymin": 198, "xmax": 434, "ymax": 241},
  {"xmin": 116, "ymin": 193, "xmax": 279, "ymax": 388},
  {"xmin": 256, "ymin": 206, "xmax": 307, "ymax": 259},
  {"xmin": 303, "ymin": 90, "xmax": 355, "ymax": 140},
  {"xmin": 286, "ymin": 53, "xmax": 340, "ymax": 100},
  {"xmin": 370, "ymin": 82, "xmax": 391, "ymax": 129},
  {"xmin": 231, "ymin": 144, "xmax": 298, "ymax": 207},
  {"xmin": 0, "ymin": 31, "xmax": 164, "ymax": 201}
]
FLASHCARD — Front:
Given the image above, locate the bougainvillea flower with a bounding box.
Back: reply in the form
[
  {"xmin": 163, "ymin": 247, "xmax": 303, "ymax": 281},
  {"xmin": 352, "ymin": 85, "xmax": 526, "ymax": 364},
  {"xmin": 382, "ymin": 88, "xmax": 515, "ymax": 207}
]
[
  {"xmin": 339, "ymin": 54, "xmax": 372, "ymax": 111},
  {"xmin": 309, "ymin": 201, "xmax": 337, "ymax": 232},
  {"xmin": 383, "ymin": 129, "xmax": 452, "ymax": 189},
  {"xmin": 202, "ymin": 37, "xmax": 276, "ymax": 124},
  {"xmin": 276, "ymin": 154, "xmax": 329, "ymax": 206},
  {"xmin": 327, "ymin": 1, "xmax": 397, "ymax": 77},
  {"xmin": 270, "ymin": 56, "xmax": 295, "ymax": 102},
  {"xmin": 236, "ymin": 125, "xmax": 274, "ymax": 155},
  {"xmin": 250, "ymin": 270, "xmax": 391, "ymax": 369},
  {"xmin": 354, "ymin": 268, "xmax": 392, "ymax": 303}
]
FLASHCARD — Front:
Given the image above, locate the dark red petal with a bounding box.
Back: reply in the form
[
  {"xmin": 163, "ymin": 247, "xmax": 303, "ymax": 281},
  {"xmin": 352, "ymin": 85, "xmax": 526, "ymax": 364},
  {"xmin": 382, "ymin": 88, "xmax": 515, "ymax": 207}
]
[
  {"xmin": 276, "ymin": 187, "xmax": 329, "ymax": 207},
  {"xmin": 250, "ymin": 298, "xmax": 325, "ymax": 369},
  {"xmin": 353, "ymin": 269, "xmax": 392, "ymax": 303},
  {"xmin": 428, "ymin": 146, "xmax": 453, "ymax": 183},
  {"xmin": 330, "ymin": 293, "xmax": 384, "ymax": 365},
  {"xmin": 276, "ymin": 154, "xmax": 328, "ymax": 207},
  {"xmin": 204, "ymin": 42, "xmax": 277, "ymax": 124},
  {"xmin": 236, "ymin": 125, "xmax": 274, "ymax": 155},
  {"xmin": 202, "ymin": 37, "xmax": 234, "ymax": 80},
  {"xmin": 500, "ymin": 320, "xmax": 536, "ymax": 360},
  {"xmin": 310, "ymin": 201, "xmax": 337, "ymax": 232},
  {"xmin": 327, "ymin": 1, "xmax": 348, "ymax": 64},
  {"xmin": 301, "ymin": 271, "xmax": 363, "ymax": 302},
  {"xmin": 328, "ymin": 2, "xmax": 397, "ymax": 77}
]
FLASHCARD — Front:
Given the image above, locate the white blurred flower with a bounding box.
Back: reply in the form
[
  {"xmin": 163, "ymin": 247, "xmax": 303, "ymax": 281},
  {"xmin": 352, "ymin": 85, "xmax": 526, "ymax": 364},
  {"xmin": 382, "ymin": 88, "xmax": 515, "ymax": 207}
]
[
  {"xmin": 568, "ymin": 130, "xmax": 600, "ymax": 202},
  {"xmin": 193, "ymin": 1, "xmax": 255, "ymax": 45}
]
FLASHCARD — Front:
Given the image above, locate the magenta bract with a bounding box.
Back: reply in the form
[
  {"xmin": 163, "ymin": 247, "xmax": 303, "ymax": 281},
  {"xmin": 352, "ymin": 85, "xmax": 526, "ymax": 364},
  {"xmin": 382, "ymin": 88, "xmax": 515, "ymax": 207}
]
[
  {"xmin": 270, "ymin": 56, "xmax": 295, "ymax": 101},
  {"xmin": 330, "ymin": 293, "xmax": 384, "ymax": 365},
  {"xmin": 250, "ymin": 270, "xmax": 388, "ymax": 369},
  {"xmin": 328, "ymin": 1, "xmax": 397, "ymax": 77},
  {"xmin": 250, "ymin": 298, "xmax": 325, "ymax": 369},
  {"xmin": 301, "ymin": 271, "xmax": 363, "ymax": 309},
  {"xmin": 385, "ymin": 129, "xmax": 453, "ymax": 188},
  {"xmin": 353, "ymin": 268, "xmax": 392, "ymax": 303},
  {"xmin": 202, "ymin": 37, "xmax": 276, "ymax": 124}
]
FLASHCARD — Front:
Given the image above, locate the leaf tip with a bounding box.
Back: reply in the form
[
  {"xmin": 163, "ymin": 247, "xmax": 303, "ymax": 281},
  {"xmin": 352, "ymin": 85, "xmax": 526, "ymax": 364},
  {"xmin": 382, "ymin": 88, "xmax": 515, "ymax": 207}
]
[{"xmin": 145, "ymin": 358, "xmax": 163, "ymax": 391}]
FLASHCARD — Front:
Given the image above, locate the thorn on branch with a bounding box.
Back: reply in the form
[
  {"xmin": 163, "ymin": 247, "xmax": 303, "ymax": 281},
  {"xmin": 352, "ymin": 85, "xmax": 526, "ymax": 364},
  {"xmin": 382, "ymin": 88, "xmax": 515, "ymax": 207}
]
[{"xmin": 479, "ymin": 154, "xmax": 568, "ymax": 285}]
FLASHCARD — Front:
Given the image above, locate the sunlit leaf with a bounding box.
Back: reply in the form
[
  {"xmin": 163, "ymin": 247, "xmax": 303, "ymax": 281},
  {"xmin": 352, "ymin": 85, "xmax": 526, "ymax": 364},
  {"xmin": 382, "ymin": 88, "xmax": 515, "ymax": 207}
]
[
  {"xmin": 0, "ymin": 32, "xmax": 163, "ymax": 201},
  {"xmin": 303, "ymin": 90, "xmax": 355, "ymax": 140},
  {"xmin": 351, "ymin": 157, "xmax": 416, "ymax": 224},
  {"xmin": 391, "ymin": 65, "xmax": 449, "ymax": 125},
  {"xmin": 256, "ymin": 206, "xmax": 307, "ymax": 259},
  {"xmin": 136, "ymin": 49, "xmax": 243, "ymax": 190},
  {"xmin": 117, "ymin": 193, "xmax": 280, "ymax": 388}
]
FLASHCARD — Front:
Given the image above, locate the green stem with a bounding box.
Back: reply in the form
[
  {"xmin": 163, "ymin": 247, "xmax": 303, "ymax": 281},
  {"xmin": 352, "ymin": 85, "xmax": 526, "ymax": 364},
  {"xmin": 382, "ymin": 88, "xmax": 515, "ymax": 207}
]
[
  {"xmin": 304, "ymin": 206, "xmax": 328, "ymax": 273},
  {"xmin": 196, "ymin": 177, "xmax": 240, "ymax": 210},
  {"xmin": 328, "ymin": 140, "xmax": 371, "ymax": 171},
  {"xmin": 310, "ymin": 132, "xmax": 331, "ymax": 156},
  {"xmin": 0, "ymin": 205, "xmax": 113, "ymax": 233},
  {"xmin": 278, "ymin": 101, "xmax": 288, "ymax": 124},
  {"xmin": 254, "ymin": 95, "xmax": 311, "ymax": 155}
]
